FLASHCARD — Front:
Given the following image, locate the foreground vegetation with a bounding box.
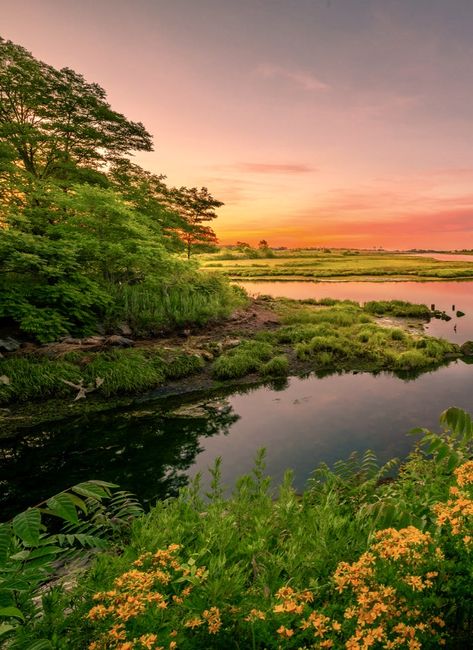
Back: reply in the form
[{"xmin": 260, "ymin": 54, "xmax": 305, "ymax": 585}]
[
  {"xmin": 0, "ymin": 298, "xmax": 462, "ymax": 408},
  {"xmin": 2, "ymin": 407, "xmax": 472, "ymax": 648},
  {"xmin": 201, "ymin": 250, "xmax": 473, "ymax": 281}
]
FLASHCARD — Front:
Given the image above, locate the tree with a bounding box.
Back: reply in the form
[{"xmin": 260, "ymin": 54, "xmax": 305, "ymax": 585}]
[
  {"xmin": 170, "ymin": 186, "xmax": 223, "ymax": 258},
  {"xmin": 0, "ymin": 38, "xmax": 152, "ymax": 184},
  {"xmin": 109, "ymin": 160, "xmax": 187, "ymax": 252},
  {"xmin": 258, "ymin": 239, "xmax": 269, "ymax": 250}
]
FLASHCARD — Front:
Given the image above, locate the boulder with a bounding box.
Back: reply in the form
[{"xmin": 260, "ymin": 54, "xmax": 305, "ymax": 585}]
[
  {"xmin": 460, "ymin": 341, "xmax": 473, "ymax": 356},
  {"xmin": 104, "ymin": 335, "xmax": 135, "ymax": 348},
  {"xmin": 0, "ymin": 337, "xmax": 21, "ymax": 352}
]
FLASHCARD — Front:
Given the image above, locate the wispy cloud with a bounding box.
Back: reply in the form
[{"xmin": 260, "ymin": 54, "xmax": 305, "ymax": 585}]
[
  {"xmin": 231, "ymin": 162, "xmax": 316, "ymax": 174},
  {"xmin": 255, "ymin": 63, "xmax": 329, "ymax": 92}
]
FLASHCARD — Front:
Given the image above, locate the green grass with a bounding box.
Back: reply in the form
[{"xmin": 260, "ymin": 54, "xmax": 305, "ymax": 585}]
[
  {"xmin": 363, "ymin": 300, "xmax": 432, "ymax": 317},
  {"xmin": 199, "ymin": 249, "xmax": 473, "ymax": 281},
  {"xmin": 0, "ymin": 348, "xmax": 204, "ymax": 404},
  {"xmin": 0, "ymin": 299, "xmax": 462, "ymax": 405},
  {"xmin": 107, "ymin": 273, "xmax": 248, "ymax": 336},
  {"xmin": 212, "ymin": 341, "xmax": 274, "ymax": 379}
]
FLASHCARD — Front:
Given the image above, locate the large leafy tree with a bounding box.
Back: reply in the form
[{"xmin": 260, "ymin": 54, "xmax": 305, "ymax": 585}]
[
  {"xmin": 109, "ymin": 160, "xmax": 187, "ymax": 252},
  {"xmin": 170, "ymin": 186, "xmax": 223, "ymax": 258},
  {"xmin": 0, "ymin": 38, "xmax": 152, "ymax": 183},
  {"xmin": 0, "ymin": 38, "xmax": 229, "ymax": 342}
]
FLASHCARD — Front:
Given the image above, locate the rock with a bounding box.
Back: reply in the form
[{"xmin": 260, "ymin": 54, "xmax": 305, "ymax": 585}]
[
  {"xmin": 117, "ymin": 322, "xmax": 132, "ymax": 336},
  {"xmin": 0, "ymin": 337, "xmax": 21, "ymax": 352},
  {"xmin": 456, "ymin": 311, "xmax": 465, "ymax": 318},
  {"xmin": 460, "ymin": 341, "xmax": 473, "ymax": 356},
  {"xmin": 222, "ymin": 338, "xmax": 241, "ymax": 349},
  {"xmin": 104, "ymin": 335, "xmax": 135, "ymax": 348},
  {"xmin": 168, "ymin": 404, "xmax": 210, "ymax": 418},
  {"xmin": 0, "ymin": 375, "xmax": 10, "ymax": 385},
  {"xmin": 82, "ymin": 336, "xmax": 105, "ymax": 345}
]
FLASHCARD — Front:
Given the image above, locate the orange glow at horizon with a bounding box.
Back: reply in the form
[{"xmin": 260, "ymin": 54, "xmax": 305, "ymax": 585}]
[{"xmin": 2, "ymin": 0, "xmax": 473, "ymax": 250}]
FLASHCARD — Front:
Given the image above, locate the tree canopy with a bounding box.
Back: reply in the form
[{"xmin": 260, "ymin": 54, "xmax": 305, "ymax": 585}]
[{"xmin": 0, "ymin": 39, "xmax": 229, "ymax": 342}]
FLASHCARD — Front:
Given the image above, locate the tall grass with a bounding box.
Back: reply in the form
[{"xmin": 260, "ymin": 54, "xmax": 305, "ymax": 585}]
[{"xmin": 107, "ymin": 273, "xmax": 247, "ymax": 336}]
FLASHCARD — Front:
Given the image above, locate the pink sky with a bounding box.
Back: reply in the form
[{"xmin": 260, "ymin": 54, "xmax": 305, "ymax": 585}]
[{"xmin": 3, "ymin": 0, "xmax": 473, "ymax": 248}]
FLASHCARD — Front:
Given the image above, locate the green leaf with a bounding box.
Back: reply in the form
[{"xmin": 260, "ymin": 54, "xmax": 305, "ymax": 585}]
[
  {"xmin": 0, "ymin": 606, "xmax": 25, "ymax": 621},
  {"xmin": 12, "ymin": 509, "xmax": 41, "ymax": 546},
  {"xmin": 72, "ymin": 482, "xmax": 109, "ymax": 500},
  {"xmin": 0, "ymin": 623, "xmax": 15, "ymax": 638},
  {"xmin": 28, "ymin": 546, "xmax": 63, "ymax": 560},
  {"xmin": 45, "ymin": 493, "xmax": 79, "ymax": 524}
]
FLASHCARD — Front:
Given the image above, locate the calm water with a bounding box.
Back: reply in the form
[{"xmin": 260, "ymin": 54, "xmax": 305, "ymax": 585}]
[
  {"xmin": 238, "ymin": 280, "xmax": 473, "ymax": 344},
  {"xmin": 2, "ymin": 280, "xmax": 473, "ymax": 517},
  {"xmin": 408, "ymin": 252, "xmax": 473, "ymax": 262}
]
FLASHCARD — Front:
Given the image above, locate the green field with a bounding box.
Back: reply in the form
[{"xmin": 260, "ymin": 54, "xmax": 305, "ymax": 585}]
[{"xmin": 201, "ymin": 250, "xmax": 473, "ymax": 281}]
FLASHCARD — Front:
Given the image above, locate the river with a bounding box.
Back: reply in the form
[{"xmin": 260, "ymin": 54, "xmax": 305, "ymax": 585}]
[{"xmin": 2, "ymin": 280, "xmax": 473, "ymax": 516}]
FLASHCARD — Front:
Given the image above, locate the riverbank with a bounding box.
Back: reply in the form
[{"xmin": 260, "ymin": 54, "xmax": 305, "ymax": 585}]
[{"xmin": 1, "ymin": 297, "xmax": 468, "ymax": 432}]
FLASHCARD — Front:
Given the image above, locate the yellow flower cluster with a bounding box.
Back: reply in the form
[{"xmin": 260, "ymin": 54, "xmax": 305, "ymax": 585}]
[
  {"xmin": 434, "ymin": 461, "xmax": 473, "ymax": 545},
  {"xmin": 87, "ymin": 544, "xmax": 205, "ymax": 650},
  {"xmin": 331, "ymin": 526, "xmax": 447, "ymax": 649}
]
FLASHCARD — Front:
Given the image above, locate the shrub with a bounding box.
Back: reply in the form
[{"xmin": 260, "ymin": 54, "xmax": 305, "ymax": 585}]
[
  {"xmin": 260, "ymin": 355, "xmax": 289, "ymax": 376},
  {"xmin": 212, "ymin": 341, "xmax": 274, "ymax": 380}
]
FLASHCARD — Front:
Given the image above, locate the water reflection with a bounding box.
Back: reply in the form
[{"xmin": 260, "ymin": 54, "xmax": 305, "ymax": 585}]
[
  {"xmin": 0, "ymin": 399, "xmax": 239, "ymax": 518},
  {"xmin": 2, "ymin": 360, "xmax": 473, "ymax": 518}
]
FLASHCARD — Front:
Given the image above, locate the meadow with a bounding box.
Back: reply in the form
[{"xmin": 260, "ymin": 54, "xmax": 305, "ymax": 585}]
[{"xmin": 201, "ymin": 250, "xmax": 473, "ymax": 281}]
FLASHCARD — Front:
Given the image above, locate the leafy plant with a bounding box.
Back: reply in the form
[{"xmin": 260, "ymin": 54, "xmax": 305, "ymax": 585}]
[{"xmin": 0, "ymin": 481, "xmax": 143, "ymax": 645}]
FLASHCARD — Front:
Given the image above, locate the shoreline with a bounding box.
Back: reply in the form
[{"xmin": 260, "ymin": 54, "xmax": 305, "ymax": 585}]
[{"xmin": 1, "ymin": 296, "xmax": 467, "ymax": 435}]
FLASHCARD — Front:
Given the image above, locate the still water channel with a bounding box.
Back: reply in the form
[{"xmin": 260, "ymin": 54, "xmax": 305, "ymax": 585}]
[{"xmin": 2, "ymin": 280, "xmax": 473, "ymax": 516}]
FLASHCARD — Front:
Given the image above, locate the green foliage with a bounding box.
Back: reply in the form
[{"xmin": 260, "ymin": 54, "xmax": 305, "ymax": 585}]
[
  {"xmin": 260, "ymin": 354, "xmax": 289, "ymax": 376},
  {"xmin": 212, "ymin": 340, "xmax": 274, "ymax": 379},
  {"xmin": 107, "ymin": 273, "xmax": 247, "ymax": 335},
  {"xmin": 0, "ymin": 39, "xmax": 229, "ymax": 343},
  {"xmin": 0, "ymin": 480, "xmax": 143, "ymax": 645},
  {"xmin": 24, "ymin": 411, "xmax": 473, "ymax": 648},
  {"xmin": 0, "ymin": 348, "xmax": 207, "ymax": 404},
  {"xmin": 363, "ymin": 300, "xmax": 432, "ymax": 317}
]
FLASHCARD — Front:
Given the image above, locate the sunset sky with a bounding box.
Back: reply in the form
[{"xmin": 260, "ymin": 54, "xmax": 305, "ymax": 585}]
[{"xmin": 3, "ymin": 0, "xmax": 473, "ymax": 248}]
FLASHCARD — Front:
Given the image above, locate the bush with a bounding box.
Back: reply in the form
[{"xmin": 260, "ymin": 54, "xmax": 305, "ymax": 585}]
[
  {"xmin": 260, "ymin": 355, "xmax": 289, "ymax": 376},
  {"xmin": 212, "ymin": 341, "xmax": 274, "ymax": 379}
]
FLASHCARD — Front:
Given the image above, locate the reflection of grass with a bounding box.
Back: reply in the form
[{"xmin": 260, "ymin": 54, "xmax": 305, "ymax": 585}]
[{"xmin": 199, "ymin": 250, "xmax": 473, "ymax": 280}]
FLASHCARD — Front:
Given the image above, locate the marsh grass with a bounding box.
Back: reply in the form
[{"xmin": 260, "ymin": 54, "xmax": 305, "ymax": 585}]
[
  {"xmin": 200, "ymin": 250, "xmax": 473, "ymax": 281},
  {"xmin": 107, "ymin": 274, "xmax": 247, "ymax": 335},
  {"xmin": 0, "ymin": 348, "xmax": 204, "ymax": 404},
  {"xmin": 212, "ymin": 341, "xmax": 274, "ymax": 379}
]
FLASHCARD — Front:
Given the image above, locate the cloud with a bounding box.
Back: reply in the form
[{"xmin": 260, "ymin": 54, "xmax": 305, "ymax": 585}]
[
  {"xmin": 255, "ymin": 63, "xmax": 329, "ymax": 92},
  {"xmin": 232, "ymin": 162, "xmax": 316, "ymax": 174}
]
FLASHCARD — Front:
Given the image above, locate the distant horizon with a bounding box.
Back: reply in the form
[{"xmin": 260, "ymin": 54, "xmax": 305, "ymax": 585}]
[{"xmin": 3, "ymin": 0, "xmax": 473, "ymax": 249}]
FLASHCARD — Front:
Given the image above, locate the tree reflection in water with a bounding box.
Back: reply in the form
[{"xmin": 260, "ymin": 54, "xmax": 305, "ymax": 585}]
[{"xmin": 0, "ymin": 397, "xmax": 240, "ymax": 519}]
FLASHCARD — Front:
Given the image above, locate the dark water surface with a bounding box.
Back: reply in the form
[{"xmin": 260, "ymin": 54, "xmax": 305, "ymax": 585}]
[
  {"xmin": 2, "ymin": 281, "xmax": 473, "ymax": 517},
  {"xmin": 2, "ymin": 361, "xmax": 473, "ymax": 518}
]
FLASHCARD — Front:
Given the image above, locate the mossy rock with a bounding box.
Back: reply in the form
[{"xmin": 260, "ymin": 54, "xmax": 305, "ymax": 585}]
[{"xmin": 460, "ymin": 341, "xmax": 473, "ymax": 356}]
